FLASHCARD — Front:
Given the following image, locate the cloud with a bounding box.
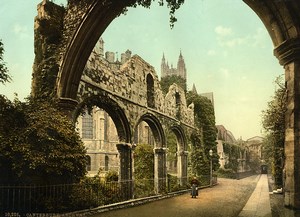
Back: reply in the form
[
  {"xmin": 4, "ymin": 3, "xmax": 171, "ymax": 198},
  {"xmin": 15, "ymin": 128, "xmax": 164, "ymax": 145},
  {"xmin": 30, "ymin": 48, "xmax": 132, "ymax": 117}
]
[
  {"xmin": 13, "ymin": 24, "xmax": 30, "ymax": 39},
  {"xmin": 215, "ymin": 26, "xmax": 233, "ymax": 37},
  {"xmin": 207, "ymin": 49, "xmax": 216, "ymax": 56},
  {"xmin": 252, "ymin": 27, "xmax": 268, "ymax": 48},
  {"xmin": 215, "ymin": 25, "xmax": 248, "ymax": 48},
  {"xmin": 219, "ymin": 37, "xmax": 248, "ymax": 47},
  {"xmin": 215, "ymin": 26, "xmax": 269, "ymax": 49}
]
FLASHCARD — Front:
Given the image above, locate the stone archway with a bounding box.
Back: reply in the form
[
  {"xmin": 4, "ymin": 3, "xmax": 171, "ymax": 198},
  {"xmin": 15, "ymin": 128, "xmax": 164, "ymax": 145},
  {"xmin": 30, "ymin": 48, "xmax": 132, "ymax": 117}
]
[
  {"xmin": 243, "ymin": 0, "xmax": 300, "ymax": 208},
  {"xmin": 74, "ymin": 94, "xmax": 131, "ymax": 144},
  {"xmin": 135, "ymin": 113, "xmax": 166, "ymax": 193},
  {"xmin": 169, "ymin": 125, "xmax": 188, "ymax": 186},
  {"xmin": 33, "ymin": 0, "xmax": 300, "ymax": 209}
]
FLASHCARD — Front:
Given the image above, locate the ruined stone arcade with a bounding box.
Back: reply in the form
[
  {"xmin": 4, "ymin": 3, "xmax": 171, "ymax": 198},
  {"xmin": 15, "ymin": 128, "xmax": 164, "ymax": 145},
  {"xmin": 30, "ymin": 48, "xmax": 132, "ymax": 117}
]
[{"xmin": 32, "ymin": 0, "xmax": 300, "ymax": 209}]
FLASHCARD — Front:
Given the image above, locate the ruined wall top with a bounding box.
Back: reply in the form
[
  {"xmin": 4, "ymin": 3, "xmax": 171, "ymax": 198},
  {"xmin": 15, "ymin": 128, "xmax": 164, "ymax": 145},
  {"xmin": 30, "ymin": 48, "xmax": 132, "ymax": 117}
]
[{"xmin": 77, "ymin": 39, "xmax": 195, "ymax": 127}]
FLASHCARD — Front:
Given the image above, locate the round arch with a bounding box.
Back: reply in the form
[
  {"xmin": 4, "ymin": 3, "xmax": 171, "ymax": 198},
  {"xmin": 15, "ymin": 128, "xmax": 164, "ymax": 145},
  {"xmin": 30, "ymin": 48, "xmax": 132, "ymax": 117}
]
[
  {"xmin": 169, "ymin": 125, "xmax": 187, "ymax": 152},
  {"xmin": 56, "ymin": 0, "xmax": 300, "ymax": 101},
  {"xmin": 57, "ymin": 1, "xmax": 129, "ymax": 99},
  {"xmin": 74, "ymin": 94, "xmax": 131, "ymax": 144},
  {"xmin": 134, "ymin": 113, "xmax": 166, "ymax": 148},
  {"xmin": 54, "ymin": 0, "xmax": 300, "ymax": 208}
]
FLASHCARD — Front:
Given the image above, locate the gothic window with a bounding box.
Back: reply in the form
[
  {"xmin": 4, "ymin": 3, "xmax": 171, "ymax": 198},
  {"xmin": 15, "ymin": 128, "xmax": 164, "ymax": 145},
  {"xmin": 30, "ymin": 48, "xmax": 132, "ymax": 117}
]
[
  {"xmin": 105, "ymin": 155, "xmax": 109, "ymax": 171},
  {"xmin": 104, "ymin": 111, "xmax": 108, "ymax": 142},
  {"xmin": 86, "ymin": 155, "xmax": 91, "ymax": 171},
  {"xmin": 146, "ymin": 73, "xmax": 155, "ymax": 108},
  {"xmin": 82, "ymin": 112, "xmax": 93, "ymax": 139},
  {"xmin": 175, "ymin": 92, "xmax": 181, "ymax": 105}
]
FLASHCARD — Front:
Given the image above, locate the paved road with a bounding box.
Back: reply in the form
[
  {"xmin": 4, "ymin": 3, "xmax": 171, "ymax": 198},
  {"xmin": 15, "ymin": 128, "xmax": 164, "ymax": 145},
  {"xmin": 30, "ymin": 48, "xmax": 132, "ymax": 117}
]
[{"xmin": 91, "ymin": 175, "xmax": 259, "ymax": 217}]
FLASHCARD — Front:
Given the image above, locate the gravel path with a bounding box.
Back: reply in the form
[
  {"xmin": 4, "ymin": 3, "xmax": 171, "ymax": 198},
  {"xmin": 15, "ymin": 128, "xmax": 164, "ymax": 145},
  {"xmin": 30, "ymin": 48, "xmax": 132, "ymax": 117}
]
[{"xmin": 91, "ymin": 175, "xmax": 258, "ymax": 217}]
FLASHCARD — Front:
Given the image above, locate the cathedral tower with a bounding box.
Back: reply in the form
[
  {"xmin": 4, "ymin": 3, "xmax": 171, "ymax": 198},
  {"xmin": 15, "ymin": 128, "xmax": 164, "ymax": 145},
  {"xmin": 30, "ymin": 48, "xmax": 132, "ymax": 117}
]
[{"xmin": 161, "ymin": 51, "xmax": 187, "ymax": 80}]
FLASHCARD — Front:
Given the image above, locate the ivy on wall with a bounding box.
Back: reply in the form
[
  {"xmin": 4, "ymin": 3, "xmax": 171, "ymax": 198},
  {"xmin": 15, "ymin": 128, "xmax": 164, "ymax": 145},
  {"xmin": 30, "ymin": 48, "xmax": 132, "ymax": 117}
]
[
  {"xmin": 134, "ymin": 143, "xmax": 154, "ymax": 180},
  {"xmin": 223, "ymin": 143, "xmax": 240, "ymax": 172},
  {"xmin": 160, "ymin": 75, "xmax": 187, "ymax": 94}
]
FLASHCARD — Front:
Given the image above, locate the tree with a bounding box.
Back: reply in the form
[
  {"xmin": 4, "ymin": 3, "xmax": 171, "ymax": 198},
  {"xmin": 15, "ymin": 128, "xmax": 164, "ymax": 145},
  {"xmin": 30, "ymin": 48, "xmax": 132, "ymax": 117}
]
[
  {"xmin": 0, "ymin": 39, "xmax": 11, "ymax": 84},
  {"xmin": 0, "ymin": 96, "xmax": 87, "ymax": 185},
  {"xmin": 160, "ymin": 75, "xmax": 187, "ymax": 94},
  {"xmin": 261, "ymin": 75, "xmax": 286, "ymax": 187},
  {"xmin": 124, "ymin": 0, "xmax": 185, "ymax": 28}
]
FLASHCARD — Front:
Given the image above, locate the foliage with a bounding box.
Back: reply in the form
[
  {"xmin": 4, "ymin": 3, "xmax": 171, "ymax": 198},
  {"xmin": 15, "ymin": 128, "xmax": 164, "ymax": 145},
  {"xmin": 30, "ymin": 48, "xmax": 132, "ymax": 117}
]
[
  {"xmin": 166, "ymin": 131, "xmax": 177, "ymax": 174},
  {"xmin": 0, "ymin": 95, "xmax": 87, "ymax": 185},
  {"xmin": 134, "ymin": 143, "xmax": 154, "ymax": 180},
  {"xmin": 160, "ymin": 75, "xmax": 187, "ymax": 94},
  {"xmin": 105, "ymin": 170, "xmax": 119, "ymax": 182},
  {"xmin": 248, "ymin": 154, "xmax": 261, "ymax": 173},
  {"xmin": 261, "ymin": 76, "xmax": 286, "ymax": 187},
  {"xmin": 223, "ymin": 142, "xmax": 240, "ymax": 172},
  {"xmin": 126, "ymin": 0, "xmax": 185, "ymax": 28},
  {"xmin": 190, "ymin": 131, "xmax": 209, "ymax": 176},
  {"xmin": 187, "ymin": 91, "xmax": 219, "ymax": 172},
  {"xmin": 0, "ymin": 40, "xmax": 11, "ymax": 84},
  {"xmin": 167, "ymin": 173, "xmax": 181, "ymax": 192},
  {"xmin": 217, "ymin": 168, "xmax": 237, "ymax": 179}
]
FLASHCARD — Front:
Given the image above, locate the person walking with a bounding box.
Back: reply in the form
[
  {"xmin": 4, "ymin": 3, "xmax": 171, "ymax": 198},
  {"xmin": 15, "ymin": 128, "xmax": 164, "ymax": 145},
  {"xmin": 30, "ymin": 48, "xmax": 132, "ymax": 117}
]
[{"xmin": 191, "ymin": 177, "xmax": 199, "ymax": 198}]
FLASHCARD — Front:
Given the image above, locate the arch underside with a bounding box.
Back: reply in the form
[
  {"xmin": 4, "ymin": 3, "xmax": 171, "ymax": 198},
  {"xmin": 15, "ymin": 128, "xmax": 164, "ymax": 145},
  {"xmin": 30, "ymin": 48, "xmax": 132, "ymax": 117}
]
[
  {"xmin": 137, "ymin": 113, "xmax": 166, "ymax": 148},
  {"xmin": 57, "ymin": 1, "xmax": 129, "ymax": 100},
  {"xmin": 243, "ymin": 0, "xmax": 300, "ymax": 48},
  {"xmin": 170, "ymin": 125, "xmax": 187, "ymax": 152},
  {"xmin": 75, "ymin": 94, "xmax": 131, "ymax": 143},
  {"xmin": 57, "ymin": 0, "xmax": 300, "ymax": 101}
]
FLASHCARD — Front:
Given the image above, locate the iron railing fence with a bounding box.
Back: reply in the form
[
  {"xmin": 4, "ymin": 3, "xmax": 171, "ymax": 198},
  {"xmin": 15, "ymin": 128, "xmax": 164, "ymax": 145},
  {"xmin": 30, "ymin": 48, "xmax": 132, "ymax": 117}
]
[
  {"xmin": 0, "ymin": 175, "xmax": 216, "ymax": 216},
  {"xmin": 0, "ymin": 180, "xmax": 132, "ymax": 216}
]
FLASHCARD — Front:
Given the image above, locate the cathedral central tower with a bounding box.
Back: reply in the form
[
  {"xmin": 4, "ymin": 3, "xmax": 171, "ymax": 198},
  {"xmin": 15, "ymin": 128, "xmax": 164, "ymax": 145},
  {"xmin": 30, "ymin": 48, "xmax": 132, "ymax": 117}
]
[{"xmin": 161, "ymin": 51, "xmax": 187, "ymax": 80}]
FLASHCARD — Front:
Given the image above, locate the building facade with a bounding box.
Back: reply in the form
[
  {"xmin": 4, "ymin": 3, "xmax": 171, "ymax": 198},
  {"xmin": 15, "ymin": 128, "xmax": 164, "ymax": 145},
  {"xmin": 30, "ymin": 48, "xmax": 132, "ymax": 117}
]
[{"xmin": 161, "ymin": 52, "xmax": 187, "ymax": 80}]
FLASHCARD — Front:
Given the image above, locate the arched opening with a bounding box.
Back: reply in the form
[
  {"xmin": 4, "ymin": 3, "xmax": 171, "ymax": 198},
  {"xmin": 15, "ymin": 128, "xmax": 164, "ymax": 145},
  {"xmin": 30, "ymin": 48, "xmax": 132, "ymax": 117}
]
[
  {"xmin": 75, "ymin": 95, "xmax": 131, "ymax": 178},
  {"xmin": 52, "ymin": 0, "xmax": 300, "ymax": 209},
  {"xmin": 134, "ymin": 113, "xmax": 166, "ymax": 193},
  {"xmin": 146, "ymin": 73, "xmax": 155, "ymax": 108},
  {"xmin": 167, "ymin": 126, "xmax": 188, "ymax": 188},
  {"xmin": 76, "ymin": 106, "xmax": 120, "ymax": 177},
  {"xmin": 133, "ymin": 120, "xmax": 155, "ymax": 197}
]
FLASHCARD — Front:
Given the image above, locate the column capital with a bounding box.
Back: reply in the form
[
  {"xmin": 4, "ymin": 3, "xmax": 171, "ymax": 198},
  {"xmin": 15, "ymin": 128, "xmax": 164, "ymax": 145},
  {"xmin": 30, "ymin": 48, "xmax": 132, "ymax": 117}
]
[
  {"xmin": 274, "ymin": 38, "xmax": 300, "ymax": 66},
  {"xmin": 153, "ymin": 147, "xmax": 167, "ymax": 154},
  {"xmin": 57, "ymin": 97, "xmax": 78, "ymax": 120},
  {"xmin": 116, "ymin": 143, "xmax": 132, "ymax": 151}
]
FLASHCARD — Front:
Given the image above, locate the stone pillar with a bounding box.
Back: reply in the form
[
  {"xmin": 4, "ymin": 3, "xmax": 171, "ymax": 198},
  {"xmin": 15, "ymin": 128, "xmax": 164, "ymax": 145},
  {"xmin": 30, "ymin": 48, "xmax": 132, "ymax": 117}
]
[
  {"xmin": 57, "ymin": 97, "xmax": 78, "ymax": 121},
  {"xmin": 116, "ymin": 143, "xmax": 133, "ymax": 200},
  {"xmin": 177, "ymin": 151, "xmax": 189, "ymax": 186},
  {"xmin": 154, "ymin": 147, "xmax": 167, "ymax": 193},
  {"xmin": 274, "ymin": 38, "xmax": 300, "ymax": 209}
]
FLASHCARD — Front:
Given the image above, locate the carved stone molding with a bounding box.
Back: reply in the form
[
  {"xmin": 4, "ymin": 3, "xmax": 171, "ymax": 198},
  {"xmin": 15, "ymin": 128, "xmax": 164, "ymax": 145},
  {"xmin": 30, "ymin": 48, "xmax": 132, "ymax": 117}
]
[{"xmin": 274, "ymin": 38, "xmax": 300, "ymax": 66}]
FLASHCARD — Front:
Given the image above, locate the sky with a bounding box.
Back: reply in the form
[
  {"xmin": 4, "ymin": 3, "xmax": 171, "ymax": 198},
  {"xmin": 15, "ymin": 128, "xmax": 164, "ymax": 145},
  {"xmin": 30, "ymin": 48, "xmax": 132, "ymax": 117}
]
[{"xmin": 0, "ymin": 0, "xmax": 283, "ymax": 140}]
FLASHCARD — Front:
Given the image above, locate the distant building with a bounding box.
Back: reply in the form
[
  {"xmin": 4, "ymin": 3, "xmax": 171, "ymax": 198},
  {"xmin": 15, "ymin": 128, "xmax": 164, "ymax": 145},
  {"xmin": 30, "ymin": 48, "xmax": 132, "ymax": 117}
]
[
  {"xmin": 161, "ymin": 51, "xmax": 187, "ymax": 80},
  {"xmin": 246, "ymin": 136, "xmax": 264, "ymax": 160},
  {"xmin": 216, "ymin": 125, "xmax": 237, "ymax": 169},
  {"xmin": 216, "ymin": 125, "xmax": 237, "ymax": 144},
  {"xmin": 200, "ymin": 92, "xmax": 214, "ymax": 107}
]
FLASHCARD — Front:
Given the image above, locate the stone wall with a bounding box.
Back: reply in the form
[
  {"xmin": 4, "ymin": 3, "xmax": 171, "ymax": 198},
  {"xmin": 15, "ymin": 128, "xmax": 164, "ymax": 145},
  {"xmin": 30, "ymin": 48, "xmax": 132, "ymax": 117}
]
[{"xmin": 77, "ymin": 41, "xmax": 195, "ymax": 129}]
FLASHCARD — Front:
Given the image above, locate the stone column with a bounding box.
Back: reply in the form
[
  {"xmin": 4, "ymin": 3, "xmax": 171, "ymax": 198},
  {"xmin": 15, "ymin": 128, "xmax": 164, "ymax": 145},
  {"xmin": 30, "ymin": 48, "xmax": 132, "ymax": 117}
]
[
  {"xmin": 177, "ymin": 151, "xmax": 189, "ymax": 186},
  {"xmin": 274, "ymin": 38, "xmax": 300, "ymax": 209},
  {"xmin": 57, "ymin": 97, "xmax": 79, "ymax": 121},
  {"xmin": 116, "ymin": 143, "xmax": 133, "ymax": 200},
  {"xmin": 154, "ymin": 147, "xmax": 167, "ymax": 193}
]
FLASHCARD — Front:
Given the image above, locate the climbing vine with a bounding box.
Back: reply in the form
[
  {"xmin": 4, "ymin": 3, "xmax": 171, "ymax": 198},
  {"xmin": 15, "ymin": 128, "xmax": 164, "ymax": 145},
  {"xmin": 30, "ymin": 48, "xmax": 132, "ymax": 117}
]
[
  {"xmin": 223, "ymin": 143, "xmax": 240, "ymax": 172},
  {"xmin": 261, "ymin": 75, "xmax": 286, "ymax": 188}
]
